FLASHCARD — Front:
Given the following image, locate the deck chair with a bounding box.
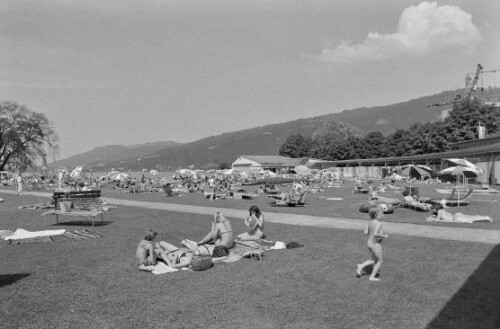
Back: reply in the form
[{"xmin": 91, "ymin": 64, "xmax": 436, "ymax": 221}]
[
  {"xmin": 271, "ymin": 190, "xmax": 307, "ymax": 207},
  {"xmin": 429, "ymin": 188, "xmax": 473, "ymax": 207}
]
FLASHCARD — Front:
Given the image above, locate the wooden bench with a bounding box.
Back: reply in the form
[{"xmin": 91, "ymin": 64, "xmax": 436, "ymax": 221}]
[
  {"xmin": 52, "ymin": 190, "xmax": 103, "ymax": 211},
  {"xmin": 43, "ymin": 190, "xmax": 106, "ymax": 226}
]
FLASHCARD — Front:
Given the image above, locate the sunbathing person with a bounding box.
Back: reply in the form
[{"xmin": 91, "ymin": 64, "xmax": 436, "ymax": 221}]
[
  {"xmin": 402, "ymin": 190, "xmax": 432, "ymax": 211},
  {"xmin": 197, "ymin": 211, "xmax": 234, "ymax": 249},
  {"xmin": 163, "ymin": 183, "xmax": 174, "ymax": 197},
  {"xmin": 426, "ymin": 204, "xmax": 493, "ymax": 223},
  {"xmin": 275, "ymin": 183, "xmax": 304, "ymax": 204},
  {"xmin": 155, "ymin": 241, "xmax": 196, "ymax": 269},
  {"xmin": 237, "ymin": 205, "xmax": 265, "ymax": 241}
]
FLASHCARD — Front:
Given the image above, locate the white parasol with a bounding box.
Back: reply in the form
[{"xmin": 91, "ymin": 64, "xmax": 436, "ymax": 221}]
[
  {"xmin": 176, "ymin": 169, "xmax": 196, "ymax": 176},
  {"xmin": 111, "ymin": 173, "xmax": 129, "ymax": 181},
  {"xmin": 70, "ymin": 166, "xmax": 83, "ymax": 179}
]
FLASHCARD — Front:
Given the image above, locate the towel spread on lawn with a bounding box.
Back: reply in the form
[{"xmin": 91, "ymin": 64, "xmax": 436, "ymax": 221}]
[
  {"xmin": 1, "ymin": 228, "xmax": 103, "ymax": 244},
  {"xmin": 139, "ymin": 239, "xmax": 296, "ymax": 275}
]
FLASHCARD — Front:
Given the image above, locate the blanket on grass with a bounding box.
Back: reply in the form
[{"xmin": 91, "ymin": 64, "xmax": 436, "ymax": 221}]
[
  {"xmin": 139, "ymin": 239, "xmax": 297, "ymax": 275},
  {"xmin": 2, "ymin": 229, "xmax": 103, "ymax": 244}
]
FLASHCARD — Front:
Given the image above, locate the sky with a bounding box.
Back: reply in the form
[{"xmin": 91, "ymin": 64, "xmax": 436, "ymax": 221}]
[{"xmin": 1, "ymin": 0, "xmax": 500, "ymax": 159}]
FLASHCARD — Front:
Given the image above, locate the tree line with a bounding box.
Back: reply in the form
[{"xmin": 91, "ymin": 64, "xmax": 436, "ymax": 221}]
[{"xmin": 279, "ymin": 100, "xmax": 500, "ymax": 160}]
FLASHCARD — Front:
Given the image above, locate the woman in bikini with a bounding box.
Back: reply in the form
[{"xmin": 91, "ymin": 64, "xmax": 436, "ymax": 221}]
[
  {"xmin": 155, "ymin": 241, "xmax": 195, "ymax": 268},
  {"xmin": 237, "ymin": 205, "xmax": 265, "ymax": 241},
  {"xmin": 197, "ymin": 211, "xmax": 234, "ymax": 249}
]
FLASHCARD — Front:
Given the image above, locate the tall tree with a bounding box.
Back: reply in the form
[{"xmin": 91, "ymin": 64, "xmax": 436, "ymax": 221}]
[
  {"xmin": 279, "ymin": 134, "xmax": 307, "ymax": 158},
  {"xmin": 0, "ymin": 102, "xmax": 59, "ymax": 170}
]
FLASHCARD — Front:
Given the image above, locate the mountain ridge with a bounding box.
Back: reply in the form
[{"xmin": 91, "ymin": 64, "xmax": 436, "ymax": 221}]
[{"xmin": 51, "ymin": 87, "xmax": 500, "ymax": 170}]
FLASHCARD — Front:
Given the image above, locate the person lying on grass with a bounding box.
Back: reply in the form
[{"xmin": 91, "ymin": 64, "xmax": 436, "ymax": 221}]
[
  {"xmin": 357, "ymin": 206, "xmax": 389, "ymax": 282},
  {"xmin": 155, "ymin": 241, "xmax": 196, "ymax": 268},
  {"xmin": 156, "ymin": 240, "xmax": 215, "ymax": 268},
  {"xmin": 197, "ymin": 211, "xmax": 234, "ymax": 248},
  {"xmin": 402, "ymin": 190, "xmax": 432, "ymax": 211},
  {"xmin": 426, "ymin": 204, "xmax": 493, "ymax": 223},
  {"xmin": 237, "ymin": 205, "xmax": 265, "ymax": 241}
]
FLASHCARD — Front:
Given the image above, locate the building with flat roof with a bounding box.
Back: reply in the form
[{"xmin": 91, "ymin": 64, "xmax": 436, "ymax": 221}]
[
  {"xmin": 309, "ymin": 139, "xmax": 500, "ymax": 184},
  {"xmin": 231, "ymin": 155, "xmax": 307, "ymax": 172}
]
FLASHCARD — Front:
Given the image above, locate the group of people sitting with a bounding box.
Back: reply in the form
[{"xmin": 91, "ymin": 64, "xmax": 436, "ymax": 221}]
[{"xmin": 136, "ymin": 205, "xmax": 265, "ymax": 268}]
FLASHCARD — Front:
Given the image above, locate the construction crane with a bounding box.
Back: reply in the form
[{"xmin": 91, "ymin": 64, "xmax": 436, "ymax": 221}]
[{"xmin": 426, "ymin": 64, "xmax": 499, "ymax": 107}]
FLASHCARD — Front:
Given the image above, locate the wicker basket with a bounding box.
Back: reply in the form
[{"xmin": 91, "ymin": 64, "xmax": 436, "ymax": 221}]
[{"xmin": 190, "ymin": 246, "xmax": 212, "ymax": 271}]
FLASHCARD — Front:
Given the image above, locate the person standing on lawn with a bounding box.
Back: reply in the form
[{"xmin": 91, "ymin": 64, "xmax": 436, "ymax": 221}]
[
  {"xmin": 16, "ymin": 172, "xmax": 23, "ymax": 196},
  {"xmin": 357, "ymin": 206, "xmax": 389, "ymax": 281}
]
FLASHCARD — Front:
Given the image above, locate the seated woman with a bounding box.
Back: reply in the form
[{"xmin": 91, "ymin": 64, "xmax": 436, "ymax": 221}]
[
  {"xmin": 426, "ymin": 204, "xmax": 493, "ymax": 223},
  {"xmin": 163, "ymin": 183, "xmax": 174, "ymax": 197},
  {"xmin": 237, "ymin": 205, "xmax": 265, "ymax": 241},
  {"xmin": 354, "ymin": 180, "xmax": 369, "ymax": 193},
  {"xmin": 197, "ymin": 211, "xmax": 234, "ymax": 249}
]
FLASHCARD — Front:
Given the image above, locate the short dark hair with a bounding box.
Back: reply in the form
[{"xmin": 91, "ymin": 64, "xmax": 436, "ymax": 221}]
[
  {"xmin": 212, "ymin": 246, "xmax": 229, "ymax": 258},
  {"xmin": 144, "ymin": 230, "xmax": 157, "ymax": 241}
]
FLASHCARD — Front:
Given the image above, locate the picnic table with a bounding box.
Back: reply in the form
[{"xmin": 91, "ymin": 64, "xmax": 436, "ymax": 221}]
[
  {"xmin": 42, "ymin": 190, "xmax": 107, "ymax": 226},
  {"xmin": 41, "ymin": 209, "xmax": 104, "ymax": 227}
]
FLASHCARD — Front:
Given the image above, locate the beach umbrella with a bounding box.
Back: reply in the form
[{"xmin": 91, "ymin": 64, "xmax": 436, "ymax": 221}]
[
  {"xmin": 446, "ymin": 159, "xmax": 483, "ymax": 172},
  {"xmin": 70, "ymin": 166, "xmax": 83, "ymax": 179},
  {"xmin": 439, "ymin": 166, "xmax": 482, "ymax": 178},
  {"xmin": 294, "ymin": 165, "xmax": 311, "ymax": 176},
  {"xmin": 111, "ymin": 173, "xmax": 129, "ymax": 181},
  {"xmin": 107, "ymin": 171, "xmax": 119, "ymax": 178},
  {"xmin": 401, "ymin": 165, "xmax": 432, "ymax": 179},
  {"xmin": 439, "ymin": 166, "xmax": 481, "ymax": 205},
  {"xmin": 222, "ymin": 168, "xmax": 243, "ymax": 176},
  {"xmin": 176, "ymin": 169, "xmax": 196, "ymax": 176}
]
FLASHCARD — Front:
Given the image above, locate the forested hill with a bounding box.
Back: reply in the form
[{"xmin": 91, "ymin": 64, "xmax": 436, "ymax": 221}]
[
  {"xmin": 53, "ymin": 87, "xmax": 500, "ymax": 171},
  {"xmin": 317, "ymin": 87, "xmax": 500, "ymax": 136},
  {"xmin": 52, "ymin": 141, "xmax": 181, "ymax": 169}
]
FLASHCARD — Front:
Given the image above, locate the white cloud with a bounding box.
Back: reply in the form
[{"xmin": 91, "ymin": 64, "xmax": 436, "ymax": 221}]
[{"xmin": 312, "ymin": 1, "xmax": 483, "ymax": 63}]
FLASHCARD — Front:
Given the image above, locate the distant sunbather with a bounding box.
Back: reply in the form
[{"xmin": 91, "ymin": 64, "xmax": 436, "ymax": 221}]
[
  {"xmin": 402, "ymin": 190, "xmax": 431, "ymax": 211},
  {"xmin": 426, "ymin": 204, "xmax": 493, "ymax": 223}
]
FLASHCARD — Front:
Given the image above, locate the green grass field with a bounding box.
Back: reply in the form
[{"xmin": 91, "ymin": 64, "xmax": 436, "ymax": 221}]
[
  {"xmin": 1, "ymin": 191, "xmax": 500, "ymax": 329},
  {"xmin": 96, "ymin": 181, "xmax": 500, "ymax": 230}
]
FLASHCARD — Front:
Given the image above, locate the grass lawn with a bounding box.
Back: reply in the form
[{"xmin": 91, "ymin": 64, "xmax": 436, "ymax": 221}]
[
  {"xmin": 1, "ymin": 193, "xmax": 500, "ymax": 329},
  {"xmin": 85, "ymin": 181, "xmax": 500, "ymax": 230}
]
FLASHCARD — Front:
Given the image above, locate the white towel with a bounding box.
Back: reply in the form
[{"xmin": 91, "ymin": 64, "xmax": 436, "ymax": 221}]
[
  {"xmin": 5, "ymin": 228, "xmax": 66, "ymax": 240},
  {"xmin": 138, "ymin": 262, "xmax": 179, "ymax": 275}
]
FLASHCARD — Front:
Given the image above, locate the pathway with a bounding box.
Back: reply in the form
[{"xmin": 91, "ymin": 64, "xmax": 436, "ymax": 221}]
[{"xmin": 2, "ymin": 189, "xmax": 500, "ymax": 245}]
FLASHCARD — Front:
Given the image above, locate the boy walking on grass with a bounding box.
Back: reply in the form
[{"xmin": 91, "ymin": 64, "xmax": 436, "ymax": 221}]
[{"xmin": 356, "ymin": 206, "xmax": 389, "ymax": 281}]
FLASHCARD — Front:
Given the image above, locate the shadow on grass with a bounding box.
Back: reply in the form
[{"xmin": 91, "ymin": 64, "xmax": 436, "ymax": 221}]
[
  {"xmin": 0, "ymin": 273, "xmax": 30, "ymax": 288},
  {"xmin": 426, "ymin": 244, "xmax": 500, "ymax": 329},
  {"xmin": 51, "ymin": 220, "xmax": 114, "ymax": 227}
]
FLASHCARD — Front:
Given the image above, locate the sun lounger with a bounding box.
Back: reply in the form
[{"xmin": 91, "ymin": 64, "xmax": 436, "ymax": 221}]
[
  {"xmin": 271, "ymin": 191, "xmax": 307, "ymax": 207},
  {"xmin": 429, "ymin": 188, "xmax": 473, "ymax": 207}
]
